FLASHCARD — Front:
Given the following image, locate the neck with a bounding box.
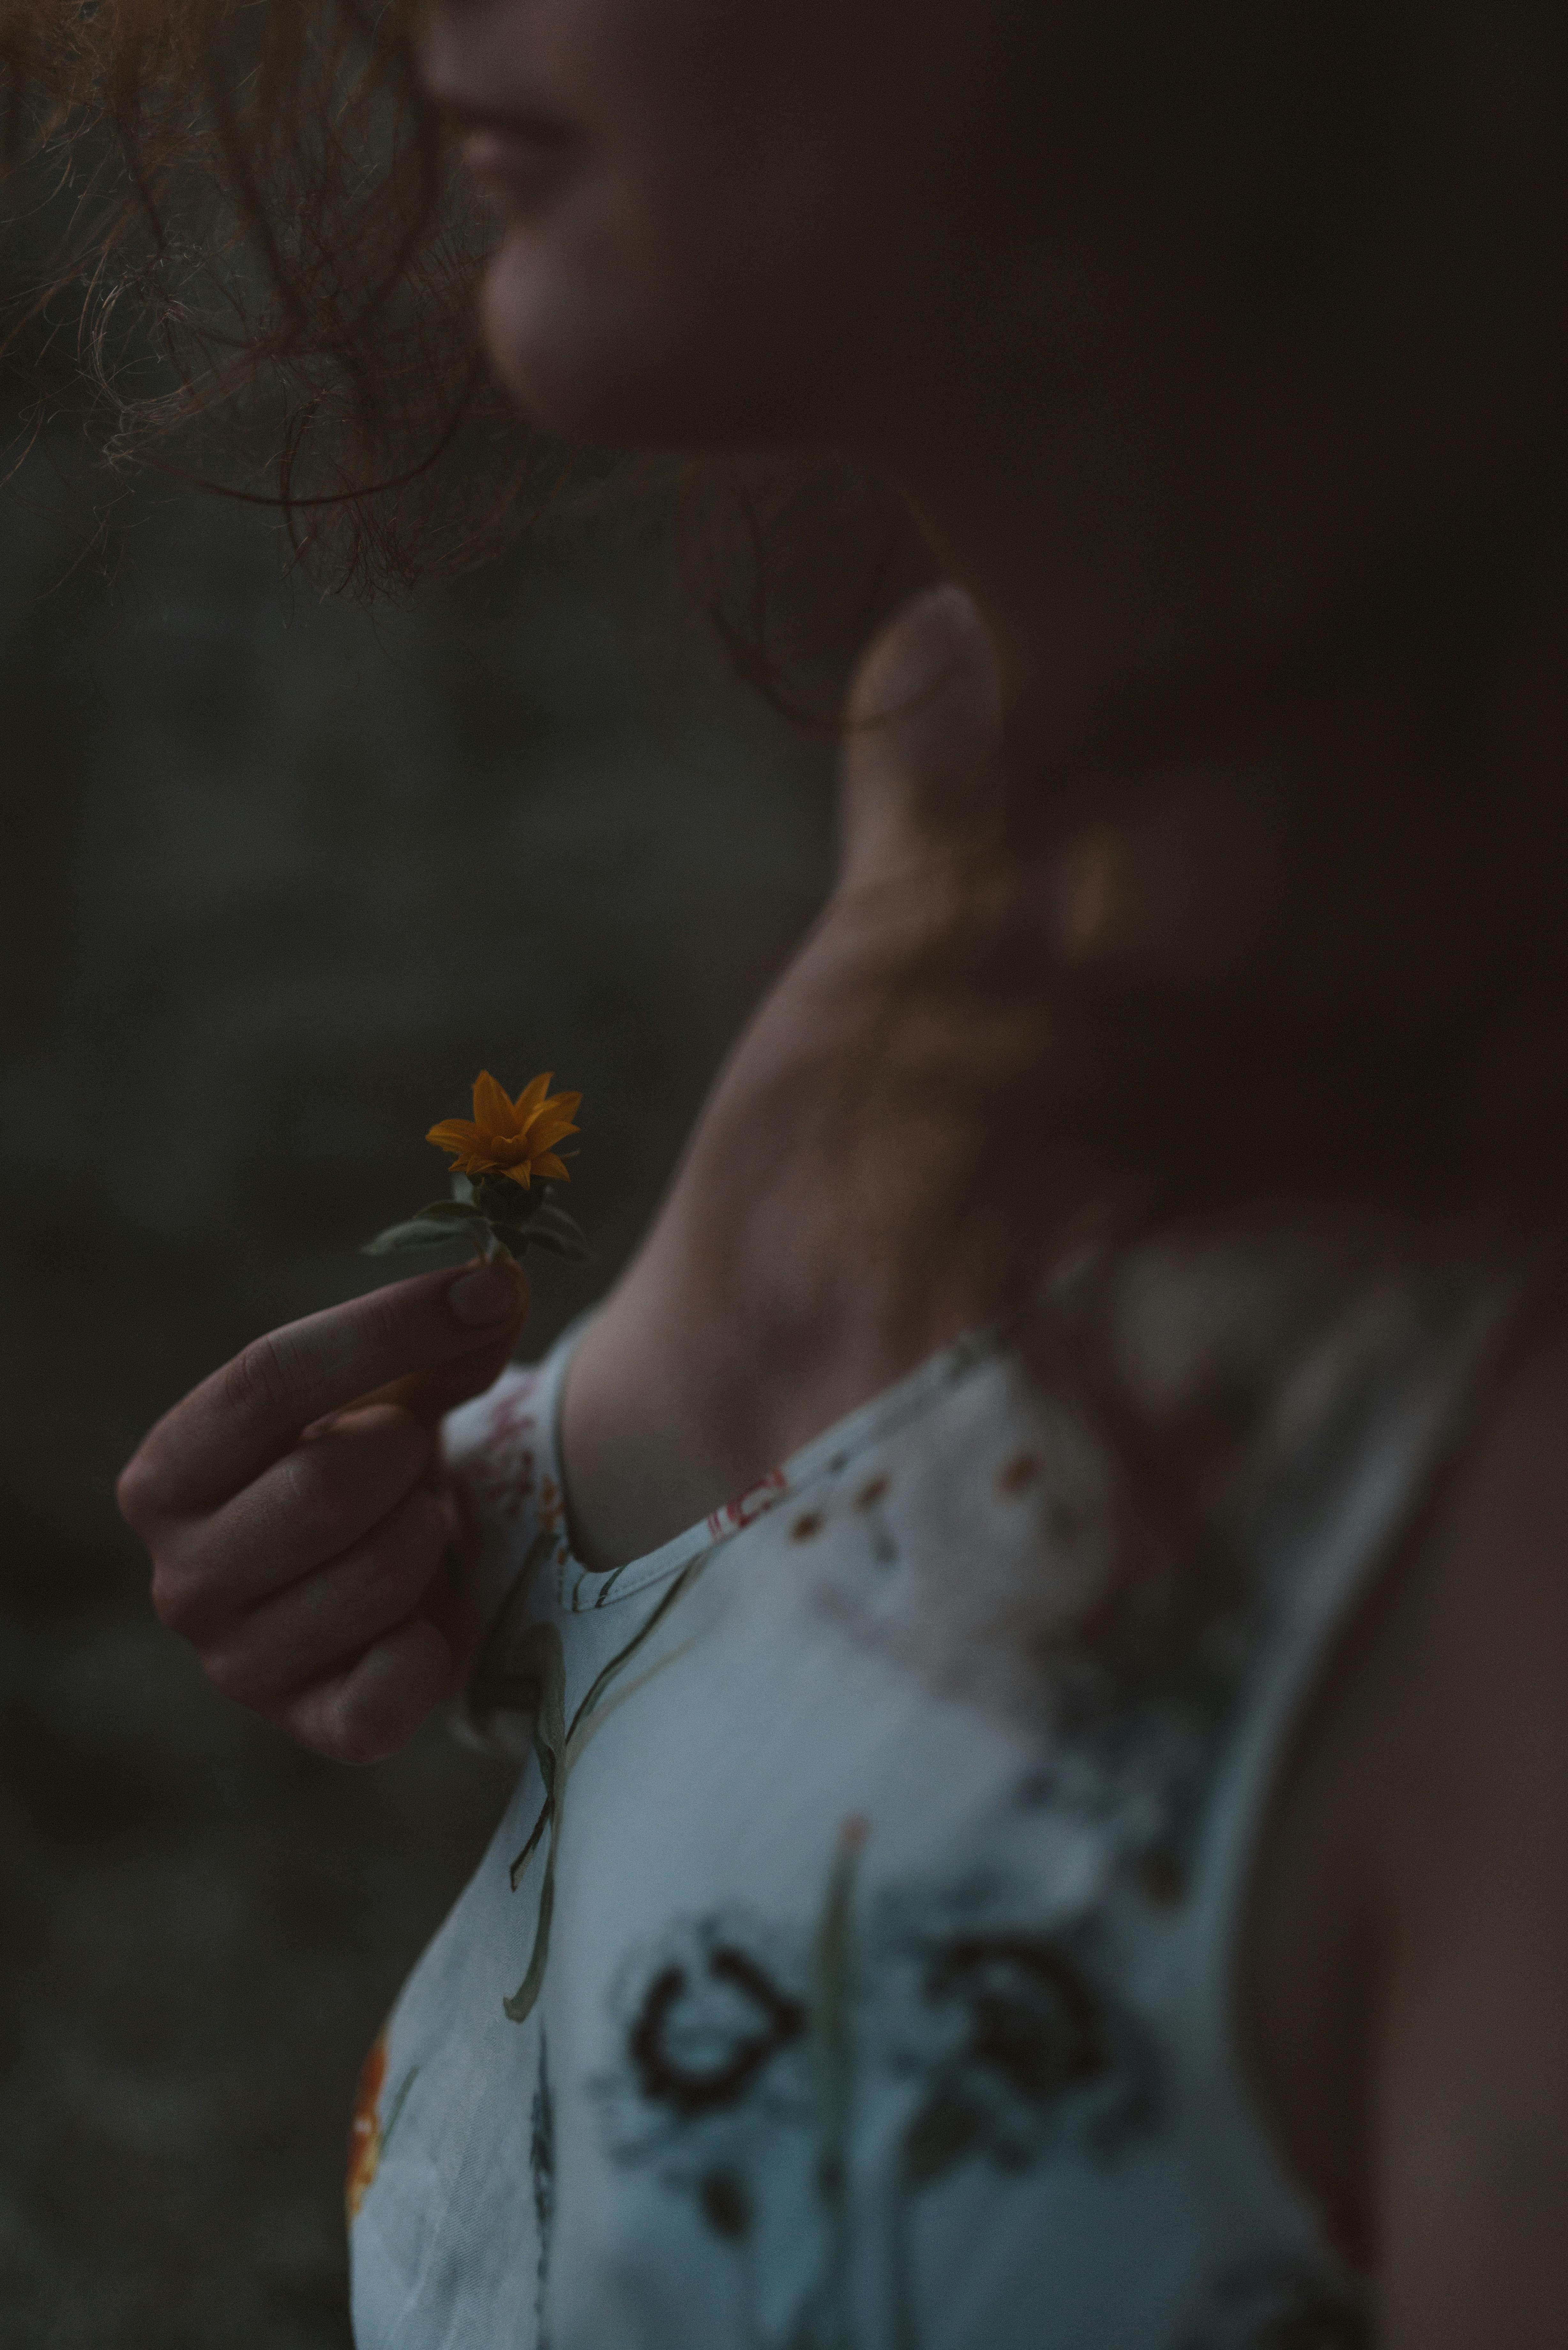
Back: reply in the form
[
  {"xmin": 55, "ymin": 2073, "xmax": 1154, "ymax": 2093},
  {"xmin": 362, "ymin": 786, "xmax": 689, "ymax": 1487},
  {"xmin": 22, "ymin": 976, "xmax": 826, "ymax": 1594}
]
[{"xmin": 561, "ymin": 542, "xmax": 1567, "ymax": 1571}]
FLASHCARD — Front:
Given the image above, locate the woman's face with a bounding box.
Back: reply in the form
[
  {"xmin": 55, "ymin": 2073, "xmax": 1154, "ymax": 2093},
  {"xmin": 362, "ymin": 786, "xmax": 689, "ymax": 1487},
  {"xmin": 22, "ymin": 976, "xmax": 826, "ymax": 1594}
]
[
  {"xmin": 420, "ymin": 0, "xmax": 1041, "ymax": 447},
  {"xmin": 422, "ymin": 0, "xmax": 1556, "ymax": 758}
]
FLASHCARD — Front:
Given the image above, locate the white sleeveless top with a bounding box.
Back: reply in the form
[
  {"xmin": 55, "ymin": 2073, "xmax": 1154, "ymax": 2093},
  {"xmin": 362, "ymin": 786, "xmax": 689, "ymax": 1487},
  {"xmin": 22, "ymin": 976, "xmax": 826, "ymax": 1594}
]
[{"xmin": 348, "ymin": 1223, "xmax": 1524, "ymax": 2350}]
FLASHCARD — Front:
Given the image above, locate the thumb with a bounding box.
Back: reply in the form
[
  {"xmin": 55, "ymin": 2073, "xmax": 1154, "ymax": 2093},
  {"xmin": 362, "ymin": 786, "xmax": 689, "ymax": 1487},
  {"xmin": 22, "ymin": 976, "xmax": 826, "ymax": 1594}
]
[
  {"xmin": 839, "ymin": 583, "xmax": 1005, "ymax": 891},
  {"xmin": 362, "ymin": 1271, "xmax": 530, "ymax": 1432}
]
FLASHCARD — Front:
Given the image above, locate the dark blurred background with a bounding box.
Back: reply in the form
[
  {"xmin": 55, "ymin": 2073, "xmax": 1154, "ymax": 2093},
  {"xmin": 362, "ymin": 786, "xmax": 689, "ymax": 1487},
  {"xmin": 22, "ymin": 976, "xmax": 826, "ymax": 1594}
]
[{"xmin": 0, "ymin": 420, "xmax": 834, "ymax": 2345}]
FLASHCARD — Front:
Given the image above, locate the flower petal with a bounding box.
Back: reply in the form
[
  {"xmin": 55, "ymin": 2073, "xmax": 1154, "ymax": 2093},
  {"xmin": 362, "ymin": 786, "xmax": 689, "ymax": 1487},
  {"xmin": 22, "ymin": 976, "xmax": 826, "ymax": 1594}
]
[
  {"xmin": 426, "ymin": 1119, "xmax": 483, "ymax": 1153},
  {"xmin": 518, "ymin": 1090, "xmax": 579, "ymax": 1138},
  {"xmin": 498, "ymin": 1162, "xmax": 533, "ymax": 1189},
  {"xmin": 510, "ymin": 1071, "xmax": 554, "ymax": 1122},
  {"xmin": 471, "ymin": 1070, "xmax": 519, "ymax": 1136},
  {"xmin": 525, "ymin": 1114, "xmax": 580, "ymax": 1154},
  {"xmin": 531, "ymin": 1154, "xmax": 571, "ymax": 1183}
]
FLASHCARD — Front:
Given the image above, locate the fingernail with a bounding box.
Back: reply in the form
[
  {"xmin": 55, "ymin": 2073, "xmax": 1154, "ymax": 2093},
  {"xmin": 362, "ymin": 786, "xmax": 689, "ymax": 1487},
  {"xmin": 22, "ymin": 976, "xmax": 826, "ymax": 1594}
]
[{"xmin": 449, "ymin": 1263, "xmax": 525, "ymax": 1326}]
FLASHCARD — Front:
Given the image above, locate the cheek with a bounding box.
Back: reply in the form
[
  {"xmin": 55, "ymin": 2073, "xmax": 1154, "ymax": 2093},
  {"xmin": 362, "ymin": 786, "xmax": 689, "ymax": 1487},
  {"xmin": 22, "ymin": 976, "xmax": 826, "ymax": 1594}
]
[
  {"xmin": 478, "ymin": 161, "xmax": 860, "ymax": 443},
  {"xmin": 477, "ymin": 170, "xmax": 764, "ymax": 441},
  {"xmin": 474, "ymin": 0, "xmax": 1025, "ymax": 445},
  {"xmin": 479, "ymin": 206, "xmax": 684, "ymax": 438},
  {"xmin": 473, "ymin": 0, "xmax": 834, "ymax": 436}
]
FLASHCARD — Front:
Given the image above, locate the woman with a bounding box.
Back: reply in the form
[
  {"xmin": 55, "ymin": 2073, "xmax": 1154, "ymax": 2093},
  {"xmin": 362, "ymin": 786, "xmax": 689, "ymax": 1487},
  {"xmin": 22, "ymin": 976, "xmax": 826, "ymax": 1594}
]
[{"xmin": 106, "ymin": 3, "xmax": 1568, "ymax": 2344}]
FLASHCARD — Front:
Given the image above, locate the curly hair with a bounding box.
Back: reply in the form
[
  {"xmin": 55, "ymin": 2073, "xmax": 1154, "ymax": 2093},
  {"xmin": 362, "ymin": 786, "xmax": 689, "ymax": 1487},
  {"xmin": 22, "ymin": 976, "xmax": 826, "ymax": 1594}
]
[
  {"xmin": 0, "ymin": 0, "xmax": 933, "ymax": 671},
  {"xmin": 0, "ymin": 0, "xmax": 557, "ymax": 592}
]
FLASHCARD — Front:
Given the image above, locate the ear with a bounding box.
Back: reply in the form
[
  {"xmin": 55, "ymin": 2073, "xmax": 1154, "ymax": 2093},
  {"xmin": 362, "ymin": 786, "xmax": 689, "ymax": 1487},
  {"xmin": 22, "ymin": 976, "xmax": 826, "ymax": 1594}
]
[{"xmin": 838, "ymin": 583, "xmax": 1005, "ymax": 891}]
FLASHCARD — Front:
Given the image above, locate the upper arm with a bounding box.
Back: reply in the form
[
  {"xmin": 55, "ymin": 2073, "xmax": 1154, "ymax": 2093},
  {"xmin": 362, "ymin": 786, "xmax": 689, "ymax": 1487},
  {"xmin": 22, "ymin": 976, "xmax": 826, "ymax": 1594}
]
[{"xmin": 1374, "ymin": 1331, "xmax": 1568, "ymax": 2347}]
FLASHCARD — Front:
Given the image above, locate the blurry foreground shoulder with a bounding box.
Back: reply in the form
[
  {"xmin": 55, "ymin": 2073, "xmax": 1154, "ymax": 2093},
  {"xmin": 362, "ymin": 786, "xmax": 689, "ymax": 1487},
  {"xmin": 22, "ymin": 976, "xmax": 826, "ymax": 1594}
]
[{"xmin": 1367, "ymin": 1311, "xmax": 1568, "ymax": 2348}]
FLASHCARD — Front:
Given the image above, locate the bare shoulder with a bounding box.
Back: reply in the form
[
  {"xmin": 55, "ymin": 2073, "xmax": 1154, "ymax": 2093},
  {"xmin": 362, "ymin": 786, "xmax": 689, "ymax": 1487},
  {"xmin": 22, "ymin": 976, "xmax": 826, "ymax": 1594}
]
[
  {"xmin": 1260, "ymin": 1316, "xmax": 1568, "ymax": 2340},
  {"xmin": 1393, "ymin": 1312, "xmax": 1568, "ymax": 1817},
  {"xmin": 1364, "ymin": 1314, "xmax": 1568, "ymax": 2344},
  {"xmin": 1273, "ymin": 1307, "xmax": 1568, "ymax": 1940},
  {"xmin": 1246, "ymin": 1311, "xmax": 1568, "ymax": 2342}
]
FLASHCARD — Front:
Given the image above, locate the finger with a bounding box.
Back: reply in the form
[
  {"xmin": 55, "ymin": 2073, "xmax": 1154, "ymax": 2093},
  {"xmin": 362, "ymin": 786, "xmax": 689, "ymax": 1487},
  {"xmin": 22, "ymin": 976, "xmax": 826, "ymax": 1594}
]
[
  {"xmin": 353, "ymin": 1327, "xmax": 527, "ymax": 1436},
  {"xmin": 119, "ymin": 1259, "xmax": 528, "ymax": 1526},
  {"xmin": 276, "ymin": 1617, "xmax": 452, "ymax": 1765},
  {"xmin": 415, "ymin": 1544, "xmax": 483, "ymax": 1692},
  {"xmin": 839, "ymin": 582, "xmax": 1005, "ymax": 889},
  {"xmin": 200, "ymin": 1483, "xmax": 453, "ymax": 1711},
  {"xmin": 150, "ymin": 1404, "xmax": 432, "ymax": 1631}
]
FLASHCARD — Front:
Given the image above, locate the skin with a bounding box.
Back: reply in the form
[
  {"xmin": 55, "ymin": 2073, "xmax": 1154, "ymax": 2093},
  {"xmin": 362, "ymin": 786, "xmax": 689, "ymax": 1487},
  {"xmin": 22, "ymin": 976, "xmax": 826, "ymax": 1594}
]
[
  {"xmin": 119, "ymin": 1259, "xmax": 529, "ymax": 1758},
  {"xmin": 119, "ymin": 2, "xmax": 1568, "ymax": 2337}
]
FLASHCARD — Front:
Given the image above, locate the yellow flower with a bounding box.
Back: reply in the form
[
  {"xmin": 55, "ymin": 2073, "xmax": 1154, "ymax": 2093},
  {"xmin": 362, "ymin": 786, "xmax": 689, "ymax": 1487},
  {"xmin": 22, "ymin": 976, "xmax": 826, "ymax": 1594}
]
[{"xmin": 427, "ymin": 1070, "xmax": 581, "ymax": 1189}]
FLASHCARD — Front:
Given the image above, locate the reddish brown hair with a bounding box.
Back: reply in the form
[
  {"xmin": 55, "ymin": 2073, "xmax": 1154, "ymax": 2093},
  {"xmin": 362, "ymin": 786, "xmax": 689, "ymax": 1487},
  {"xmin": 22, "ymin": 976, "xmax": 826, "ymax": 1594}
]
[
  {"xmin": 0, "ymin": 0, "xmax": 552, "ymax": 591},
  {"xmin": 0, "ymin": 0, "xmax": 929, "ymax": 663}
]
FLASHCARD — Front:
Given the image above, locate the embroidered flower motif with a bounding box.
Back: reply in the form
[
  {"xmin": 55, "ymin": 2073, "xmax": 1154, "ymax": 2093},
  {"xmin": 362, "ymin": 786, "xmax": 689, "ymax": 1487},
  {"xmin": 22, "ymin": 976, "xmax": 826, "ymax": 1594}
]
[
  {"xmin": 632, "ymin": 1944, "xmax": 805, "ymax": 2117},
  {"xmin": 704, "ymin": 1467, "xmax": 789, "ymax": 1544},
  {"xmin": 459, "ymin": 1370, "xmax": 541, "ymax": 1526},
  {"xmin": 873, "ymin": 1876, "xmax": 1157, "ymax": 2179},
  {"xmin": 536, "ymin": 1470, "xmax": 565, "ymax": 1537},
  {"xmin": 345, "ymin": 2031, "xmax": 417, "ymax": 2223},
  {"xmin": 592, "ymin": 1912, "xmax": 812, "ymax": 2175},
  {"xmin": 426, "ymin": 1069, "xmax": 581, "ymax": 1190},
  {"xmin": 345, "ymin": 2032, "xmax": 387, "ymax": 2220},
  {"xmin": 591, "ymin": 1873, "xmax": 853, "ymax": 2337}
]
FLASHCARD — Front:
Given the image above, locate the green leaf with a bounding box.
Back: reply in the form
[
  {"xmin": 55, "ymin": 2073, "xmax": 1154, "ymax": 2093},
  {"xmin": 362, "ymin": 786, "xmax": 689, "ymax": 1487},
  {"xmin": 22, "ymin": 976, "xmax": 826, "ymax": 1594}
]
[
  {"xmin": 361, "ymin": 1217, "xmax": 484, "ymax": 1256},
  {"xmin": 408, "ymin": 1199, "xmax": 490, "ymax": 1223},
  {"xmin": 515, "ymin": 1202, "xmax": 592, "ymax": 1262}
]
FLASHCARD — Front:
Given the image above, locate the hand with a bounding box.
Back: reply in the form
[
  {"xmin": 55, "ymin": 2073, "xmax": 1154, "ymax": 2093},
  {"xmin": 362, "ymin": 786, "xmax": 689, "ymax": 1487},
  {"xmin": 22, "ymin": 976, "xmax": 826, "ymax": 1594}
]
[{"xmin": 117, "ymin": 1259, "xmax": 530, "ymax": 1762}]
